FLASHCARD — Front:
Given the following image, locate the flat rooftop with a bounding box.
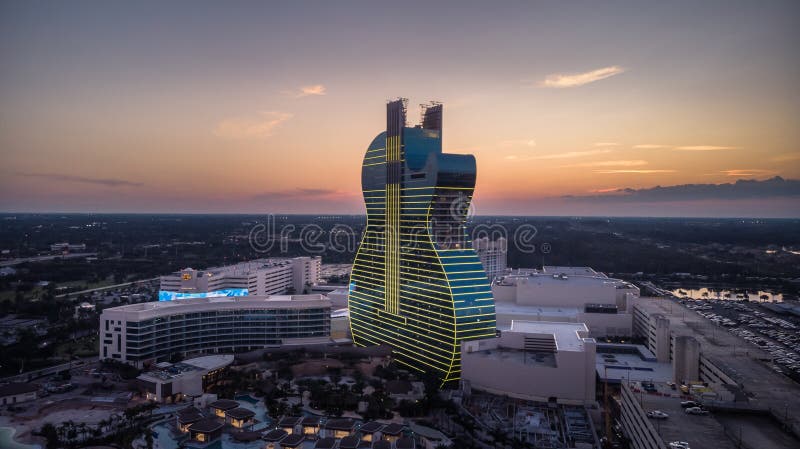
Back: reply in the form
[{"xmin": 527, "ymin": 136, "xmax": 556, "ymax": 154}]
[
  {"xmin": 542, "ymin": 266, "xmax": 602, "ymax": 276},
  {"xmin": 101, "ymin": 294, "xmax": 330, "ymax": 318},
  {"xmin": 596, "ymin": 344, "xmax": 672, "ymax": 384},
  {"xmin": 508, "ymin": 320, "xmax": 591, "ymax": 352},
  {"xmin": 182, "ymin": 354, "xmax": 234, "ymax": 370},
  {"xmin": 495, "ymin": 303, "xmax": 582, "ymax": 318},
  {"xmin": 498, "ymin": 272, "xmax": 628, "ymax": 287},
  {"xmin": 634, "ymin": 297, "xmax": 800, "ymax": 434},
  {"xmin": 139, "ymin": 361, "xmax": 203, "ymax": 382},
  {"xmin": 167, "ymin": 258, "xmax": 299, "ymax": 277},
  {"xmin": 466, "ymin": 347, "xmax": 557, "ymax": 368}
]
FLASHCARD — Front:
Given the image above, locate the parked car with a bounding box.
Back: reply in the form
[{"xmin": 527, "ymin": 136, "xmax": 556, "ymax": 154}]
[
  {"xmin": 685, "ymin": 407, "xmax": 709, "ymax": 415},
  {"xmin": 646, "ymin": 410, "xmax": 669, "ymax": 419},
  {"xmin": 680, "ymin": 401, "xmax": 700, "ymax": 408}
]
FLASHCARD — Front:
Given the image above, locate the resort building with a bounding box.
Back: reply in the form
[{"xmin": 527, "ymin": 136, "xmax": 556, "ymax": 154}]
[
  {"xmin": 380, "ymin": 423, "xmax": 405, "ymax": 444},
  {"xmin": 100, "ymin": 295, "xmax": 331, "ymax": 367},
  {"xmin": 225, "ymin": 407, "xmax": 255, "ymax": 428},
  {"xmin": 474, "ymin": 237, "xmax": 508, "ymax": 279},
  {"xmin": 159, "ymin": 256, "xmax": 321, "ymax": 300},
  {"xmin": 408, "ymin": 422, "xmax": 452, "ymax": 449},
  {"xmin": 263, "ymin": 429, "xmax": 289, "ymax": 449},
  {"xmin": 278, "ymin": 416, "xmax": 302, "ymax": 435},
  {"xmin": 175, "ymin": 406, "xmax": 203, "ymax": 433},
  {"xmin": 322, "ymin": 419, "xmax": 356, "ymax": 439},
  {"xmin": 137, "ymin": 354, "xmax": 233, "ymax": 402},
  {"xmin": 358, "ymin": 421, "xmax": 384, "ymax": 443},
  {"xmin": 279, "ymin": 434, "xmax": 305, "ymax": 448},
  {"xmin": 208, "ymin": 399, "xmax": 239, "ymax": 418},
  {"xmin": 188, "ymin": 418, "xmax": 223, "ymax": 443},
  {"xmin": 348, "ymin": 99, "xmax": 496, "ymax": 385},
  {"xmin": 301, "ymin": 416, "xmax": 321, "ymax": 436}
]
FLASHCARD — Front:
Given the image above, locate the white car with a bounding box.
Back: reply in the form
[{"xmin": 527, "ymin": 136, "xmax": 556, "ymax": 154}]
[
  {"xmin": 684, "ymin": 407, "xmax": 709, "ymax": 415},
  {"xmin": 669, "ymin": 442, "xmax": 690, "ymax": 449},
  {"xmin": 646, "ymin": 410, "xmax": 669, "ymax": 419}
]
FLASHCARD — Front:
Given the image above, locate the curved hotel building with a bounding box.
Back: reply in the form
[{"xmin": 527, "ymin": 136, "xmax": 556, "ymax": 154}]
[
  {"xmin": 100, "ymin": 295, "xmax": 331, "ymax": 367},
  {"xmin": 348, "ymin": 100, "xmax": 496, "ymax": 385}
]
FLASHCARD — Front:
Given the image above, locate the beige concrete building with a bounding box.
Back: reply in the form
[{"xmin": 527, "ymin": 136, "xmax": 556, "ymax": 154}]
[
  {"xmin": 136, "ymin": 354, "xmax": 233, "ymax": 402},
  {"xmin": 618, "ymin": 382, "xmax": 666, "ymax": 449},
  {"xmin": 461, "ymin": 321, "xmax": 597, "ymax": 404},
  {"xmin": 631, "ymin": 297, "xmax": 800, "ymax": 440},
  {"xmin": 491, "ymin": 266, "xmax": 640, "ymax": 337}
]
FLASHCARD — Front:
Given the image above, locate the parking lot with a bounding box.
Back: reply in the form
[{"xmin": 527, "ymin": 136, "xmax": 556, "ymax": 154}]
[
  {"xmin": 637, "ymin": 389, "xmax": 738, "ymax": 449},
  {"xmin": 679, "ymin": 299, "xmax": 800, "ymax": 380}
]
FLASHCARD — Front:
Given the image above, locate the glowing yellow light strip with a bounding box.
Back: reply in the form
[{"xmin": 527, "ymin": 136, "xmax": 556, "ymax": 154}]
[{"xmin": 350, "ymin": 123, "xmax": 498, "ymax": 387}]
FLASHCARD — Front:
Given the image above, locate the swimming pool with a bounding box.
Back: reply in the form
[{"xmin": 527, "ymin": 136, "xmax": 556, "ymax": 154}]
[
  {"xmin": 0, "ymin": 427, "xmax": 41, "ymax": 449},
  {"xmin": 234, "ymin": 394, "xmax": 259, "ymax": 404}
]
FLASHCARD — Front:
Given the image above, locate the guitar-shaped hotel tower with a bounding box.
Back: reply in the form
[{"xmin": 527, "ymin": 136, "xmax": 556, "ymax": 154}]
[{"xmin": 348, "ymin": 99, "xmax": 497, "ymax": 385}]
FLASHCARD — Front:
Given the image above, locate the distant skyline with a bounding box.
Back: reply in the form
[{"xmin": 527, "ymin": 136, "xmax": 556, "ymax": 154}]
[{"xmin": 1, "ymin": 1, "xmax": 799, "ymax": 217}]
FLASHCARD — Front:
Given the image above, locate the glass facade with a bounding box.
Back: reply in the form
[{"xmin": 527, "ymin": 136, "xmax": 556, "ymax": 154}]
[
  {"xmin": 348, "ymin": 100, "xmax": 497, "ymax": 385},
  {"xmin": 122, "ymin": 307, "xmax": 330, "ymax": 361}
]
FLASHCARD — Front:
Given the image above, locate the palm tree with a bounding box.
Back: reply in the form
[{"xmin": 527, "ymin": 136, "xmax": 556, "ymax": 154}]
[
  {"xmin": 64, "ymin": 420, "xmax": 78, "ymax": 445},
  {"xmin": 76, "ymin": 422, "xmax": 88, "ymax": 443},
  {"xmin": 98, "ymin": 418, "xmax": 109, "ymax": 434}
]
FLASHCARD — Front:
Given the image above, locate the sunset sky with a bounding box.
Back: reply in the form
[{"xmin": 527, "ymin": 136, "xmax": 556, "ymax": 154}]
[{"xmin": 1, "ymin": 1, "xmax": 799, "ymax": 216}]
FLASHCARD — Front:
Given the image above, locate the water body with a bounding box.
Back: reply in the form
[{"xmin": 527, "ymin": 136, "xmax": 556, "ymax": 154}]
[
  {"xmin": 671, "ymin": 287, "xmax": 783, "ymax": 302},
  {"xmin": 0, "ymin": 427, "xmax": 41, "ymax": 449}
]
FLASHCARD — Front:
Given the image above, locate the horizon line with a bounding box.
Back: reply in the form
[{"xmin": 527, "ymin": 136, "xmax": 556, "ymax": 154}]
[{"xmin": 0, "ymin": 211, "xmax": 798, "ymax": 220}]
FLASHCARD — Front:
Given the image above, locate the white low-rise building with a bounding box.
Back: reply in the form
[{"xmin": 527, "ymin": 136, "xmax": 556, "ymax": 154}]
[
  {"xmin": 461, "ymin": 321, "xmax": 597, "ymax": 405},
  {"xmin": 492, "ymin": 266, "xmax": 640, "ymax": 337},
  {"xmin": 100, "ymin": 294, "xmax": 331, "ymax": 367},
  {"xmin": 0, "ymin": 383, "xmax": 38, "ymax": 406},
  {"xmin": 137, "ymin": 355, "xmax": 233, "ymax": 403},
  {"xmin": 159, "ymin": 256, "xmax": 321, "ymax": 300}
]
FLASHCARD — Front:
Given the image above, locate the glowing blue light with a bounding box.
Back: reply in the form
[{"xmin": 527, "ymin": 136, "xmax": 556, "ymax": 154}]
[{"xmin": 158, "ymin": 288, "xmax": 249, "ymax": 301}]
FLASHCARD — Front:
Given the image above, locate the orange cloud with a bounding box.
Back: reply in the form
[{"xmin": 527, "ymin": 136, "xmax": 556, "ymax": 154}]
[
  {"xmin": 213, "ymin": 111, "xmax": 292, "ymax": 139},
  {"xmin": 507, "ymin": 149, "xmax": 612, "ymax": 161},
  {"xmin": 595, "ymin": 169, "xmax": 676, "ymax": 174},
  {"xmin": 566, "ymin": 160, "xmax": 648, "ymax": 168},
  {"xmin": 633, "ymin": 144, "xmax": 669, "ymax": 149},
  {"xmin": 721, "ymin": 169, "xmax": 774, "ymax": 177},
  {"xmin": 284, "ymin": 84, "xmax": 327, "ymax": 97},
  {"xmin": 539, "ymin": 66, "xmax": 626, "ymax": 88},
  {"xmin": 674, "ymin": 145, "xmax": 738, "ymax": 151}
]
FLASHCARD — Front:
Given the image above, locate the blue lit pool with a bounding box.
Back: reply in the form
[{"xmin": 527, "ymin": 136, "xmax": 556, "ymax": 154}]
[{"xmin": 0, "ymin": 427, "xmax": 41, "ymax": 449}]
